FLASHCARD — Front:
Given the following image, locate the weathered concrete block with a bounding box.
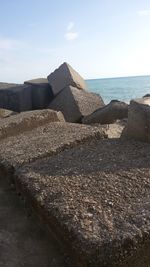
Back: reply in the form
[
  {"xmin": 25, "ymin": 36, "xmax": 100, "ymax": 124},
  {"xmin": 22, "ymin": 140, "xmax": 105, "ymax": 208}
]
[
  {"xmin": 24, "ymin": 78, "xmax": 49, "ymax": 85},
  {"xmin": 0, "ymin": 122, "xmax": 106, "ymax": 168},
  {"xmin": 124, "ymin": 97, "xmax": 150, "ymax": 142},
  {"xmin": 0, "ymin": 174, "xmax": 67, "ymax": 267},
  {"xmin": 0, "ymin": 109, "xmax": 65, "ymax": 140},
  {"xmin": 82, "ymin": 100, "xmax": 128, "ymax": 124},
  {"xmin": 47, "ymin": 62, "xmax": 87, "ymax": 95},
  {"xmin": 0, "ymin": 84, "xmax": 32, "ymax": 112},
  {"xmin": 14, "ymin": 139, "xmax": 150, "ymax": 266},
  {"xmin": 24, "ymin": 78, "xmax": 54, "ymax": 109},
  {"xmin": 0, "ymin": 82, "xmax": 20, "ymax": 89},
  {"xmin": 49, "ymin": 86, "xmax": 104, "ymax": 122}
]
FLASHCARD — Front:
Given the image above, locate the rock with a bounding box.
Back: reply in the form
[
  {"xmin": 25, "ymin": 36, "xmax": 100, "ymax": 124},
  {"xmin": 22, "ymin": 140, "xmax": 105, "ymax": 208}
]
[
  {"xmin": 48, "ymin": 86, "xmax": 104, "ymax": 122},
  {"xmin": 0, "ymin": 109, "xmax": 65, "ymax": 140},
  {"xmin": 14, "ymin": 139, "xmax": 150, "ymax": 266},
  {"xmin": 82, "ymin": 100, "xmax": 128, "ymax": 124},
  {"xmin": 47, "ymin": 62, "xmax": 87, "ymax": 96},
  {"xmin": 123, "ymin": 97, "xmax": 150, "ymax": 142},
  {"xmin": 143, "ymin": 94, "xmax": 150, "ymax": 98},
  {"xmin": 24, "ymin": 78, "xmax": 54, "ymax": 109},
  {"xmin": 0, "ymin": 83, "xmax": 32, "ymax": 112},
  {"xmin": 0, "ymin": 108, "xmax": 17, "ymax": 118}
]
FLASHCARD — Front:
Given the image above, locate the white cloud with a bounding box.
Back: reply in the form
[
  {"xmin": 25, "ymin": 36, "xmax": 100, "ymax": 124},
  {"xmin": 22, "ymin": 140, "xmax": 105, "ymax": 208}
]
[
  {"xmin": 65, "ymin": 32, "xmax": 79, "ymax": 41},
  {"xmin": 65, "ymin": 22, "xmax": 79, "ymax": 41},
  {"xmin": 137, "ymin": 10, "xmax": 150, "ymax": 16}
]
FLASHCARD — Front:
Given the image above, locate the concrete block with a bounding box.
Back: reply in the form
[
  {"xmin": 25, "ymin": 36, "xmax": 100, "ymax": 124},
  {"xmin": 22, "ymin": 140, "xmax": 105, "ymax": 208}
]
[
  {"xmin": 47, "ymin": 62, "xmax": 87, "ymax": 95},
  {"xmin": 49, "ymin": 86, "xmax": 104, "ymax": 122}
]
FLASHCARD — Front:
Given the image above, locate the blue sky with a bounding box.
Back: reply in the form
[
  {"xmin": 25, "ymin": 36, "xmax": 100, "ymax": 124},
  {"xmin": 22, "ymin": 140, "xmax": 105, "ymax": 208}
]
[{"xmin": 1, "ymin": 0, "xmax": 150, "ymax": 82}]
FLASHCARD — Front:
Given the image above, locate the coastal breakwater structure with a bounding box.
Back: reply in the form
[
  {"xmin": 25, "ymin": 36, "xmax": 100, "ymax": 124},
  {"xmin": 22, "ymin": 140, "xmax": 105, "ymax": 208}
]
[{"xmin": 0, "ymin": 63, "xmax": 150, "ymax": 267}]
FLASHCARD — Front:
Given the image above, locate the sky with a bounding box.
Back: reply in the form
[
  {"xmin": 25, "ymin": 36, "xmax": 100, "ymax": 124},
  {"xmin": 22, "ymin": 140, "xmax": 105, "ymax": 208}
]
[{"xmin": 1, "ymin": 0, "xmax": 150, "ymax": 82}]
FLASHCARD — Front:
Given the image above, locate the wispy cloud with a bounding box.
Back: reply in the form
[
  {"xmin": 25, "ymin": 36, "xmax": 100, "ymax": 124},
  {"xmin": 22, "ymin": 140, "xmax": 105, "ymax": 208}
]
[
  {"xmin": 65, "ymin": 21, "xmax": 79, "ymax": 41},
  {"xmin": 137, "ymin": 10, "xmax": 150, "ymax": 16}
]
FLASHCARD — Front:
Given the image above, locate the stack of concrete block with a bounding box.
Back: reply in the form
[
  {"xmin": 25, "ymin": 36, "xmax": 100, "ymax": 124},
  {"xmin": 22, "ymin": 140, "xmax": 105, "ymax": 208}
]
[{"xmin": 47, "ymin": 63, "xmax": 104, "ymax": 122}]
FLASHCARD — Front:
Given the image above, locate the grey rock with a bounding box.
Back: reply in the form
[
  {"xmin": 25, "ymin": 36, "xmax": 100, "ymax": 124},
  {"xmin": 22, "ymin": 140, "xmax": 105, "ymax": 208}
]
[
  {"xmin": 47, "ymin": 62, "xmax": 87, "ymax": 96},
  {"xmin": 82, "ymin": 100, "xmax": 128, "ymax": 124},
  {"xmin": 0, "ymin": 109, "xmax": 65, "ymax": 140},
  {"xmin": 0, "ymin": 84, "xmax": 32, "ymax": 112},
  {"xmin": 123, "ymin": 97, "xmax": 150, "ymax": 142},
  {"xmin": 49, "ymin": 86, "xmax": 104, "ymax": 122},
  {"xmin": 24, "ymin": 78, "xmax": 54, "ymax": 109}
]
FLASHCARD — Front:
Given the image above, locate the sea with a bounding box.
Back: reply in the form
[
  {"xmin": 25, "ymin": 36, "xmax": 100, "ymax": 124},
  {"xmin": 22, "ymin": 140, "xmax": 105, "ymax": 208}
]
[{"xmin": 86, "ymin": 75, "xmax": 150, "ymax": 104}]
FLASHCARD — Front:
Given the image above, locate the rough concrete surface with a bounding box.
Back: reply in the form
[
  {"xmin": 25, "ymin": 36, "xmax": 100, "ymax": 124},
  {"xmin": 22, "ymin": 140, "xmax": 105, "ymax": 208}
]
[
  {"xmin": 0, "ymin": 84, "xmax": 32, "ymax": 112},
  {"xmin": 49, "ymin": 86, "xmax": 104, "ymax": 122},
  {"xmin": 103, "ymin": 119, "xmax": 127, "ymax": 138},
  {"xmin": 82, "ymin": 100, "xmax": 128, "ymax": 125},
  {"xmin": 0, "ymin": 176, "xmax": 69, "ymax": 267},
  {"xmin": 0, "ymin": 122, "xmax": 106, "ymax": 169},
  {"xmin": 47, "ymin": 62, "xmax": 87, "ymax": 96},
  {"xmin": 0, "ymin": 109, "xmax": 65, "ymax": 140},
  {"xmin": 0, "ymin": 82, "xmax": 20, "ymax": 89},
  {"xmin": 24, "ymin": 78, "xmax": 49, "ymax": 85},
  {"xmin": 125, "ymin": 97, "xmax": 150, "ymax": 142},
  {"xmin": 24, "ymin": 78, "xmax": 54, "ymax": 109},
  {"xmin": 0, "ymin": 108, "xmax": 17, "ymax": 119},
  {"xmin": 15, "ymin": 139, "xmax": 150, "ymax": 267}
]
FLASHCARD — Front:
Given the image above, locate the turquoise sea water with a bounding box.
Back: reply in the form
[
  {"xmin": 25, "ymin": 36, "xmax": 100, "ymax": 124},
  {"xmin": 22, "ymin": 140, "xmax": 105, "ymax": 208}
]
[{"xmin": 86, "ymin": 75, "xmax": 150, "ymax": 104}]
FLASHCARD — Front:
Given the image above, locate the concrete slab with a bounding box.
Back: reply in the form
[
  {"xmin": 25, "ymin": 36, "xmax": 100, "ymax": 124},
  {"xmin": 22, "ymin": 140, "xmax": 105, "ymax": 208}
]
[
  {"xmin": 0, "ymin": 122, "xmax": 105, "ymax": 169},
  {"xmin": 15, "ymin": 139, "xmax": 150, "ymax": 266},
  {"xmin": 0, "ymin": 175, "xmax": 69, "ymax": 267},
  {"xmin": 0, "ymin": 109, "xmax": 65, "ymax": 140}
]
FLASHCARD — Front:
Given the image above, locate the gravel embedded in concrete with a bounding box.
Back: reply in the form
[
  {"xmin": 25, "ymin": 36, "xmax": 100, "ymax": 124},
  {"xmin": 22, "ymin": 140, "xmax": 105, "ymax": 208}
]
[
  {"xmin": 15, "ymin": 139, "xmax": 150, "ymax": 266},
  {"xmin": 0, "ymin": 110, "xmax": 65, "ymax": 140},
  {"xmin": 0, "ymin": 122, "xmax": 105, "ymax": 168},
  {"xmin": 0, "ymin": 176, "xmax": 70, "ymax": 267}
]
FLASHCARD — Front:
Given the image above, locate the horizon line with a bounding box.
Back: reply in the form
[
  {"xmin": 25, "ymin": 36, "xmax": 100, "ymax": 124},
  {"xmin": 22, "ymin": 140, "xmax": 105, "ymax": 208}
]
[{"xmin": 86, "ymin": 74, "xmax": 150, "ymax": 81}]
